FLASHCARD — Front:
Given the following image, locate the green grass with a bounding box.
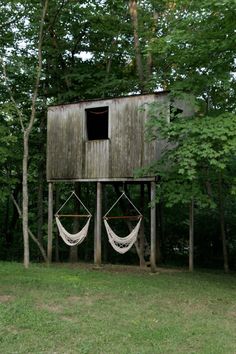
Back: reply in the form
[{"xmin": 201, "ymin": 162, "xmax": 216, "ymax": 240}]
[{"xmin": 0, "ymin": 263, "xmax": 236, "ymax": 354}]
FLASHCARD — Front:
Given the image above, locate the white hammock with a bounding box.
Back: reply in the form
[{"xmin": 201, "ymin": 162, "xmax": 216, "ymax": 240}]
[
  {"xmin": 104, "ymin": 217, "xmax": 142, "ymax": 254},
  {"xmin": 55, "ymin": 191, "xmax": 92, "ymax": 246},
  {"xmin": 56, "ymin": 216, "xmax": 91, "ymax": 246},
  {"xmin": 103, "ymin": 191, "xmax": 143, "ymax": 254}
]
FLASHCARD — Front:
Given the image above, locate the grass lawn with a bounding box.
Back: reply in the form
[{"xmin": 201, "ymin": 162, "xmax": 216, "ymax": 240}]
[{"xmin": 0, "ymin": 263, "xmax": 236, "ymax": 354}]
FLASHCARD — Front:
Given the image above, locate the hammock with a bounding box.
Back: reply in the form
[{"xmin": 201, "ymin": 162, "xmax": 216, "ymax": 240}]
[
  {"xmin": 56, "ymin": 216, "xmax": 91, "ymax": 246},
  {"xmin": 103, "ymin": 192, "xmax": 142, "ymax": 254},
  {"xmin": 104, "ymin": 217, "xmax": 142, "ymax": 254},
  {"xmin": 55, "ymin": 191, "xmax": 92, "ymax": 246}
]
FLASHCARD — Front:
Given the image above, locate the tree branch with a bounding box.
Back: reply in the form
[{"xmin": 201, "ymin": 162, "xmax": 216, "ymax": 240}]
[
  {"xmin": 27, "ymin": 0, "xmax": 49, "ymax": 134},
  {"xmin": 10, "ymin": 194, "xmax": 48, "ymax": 263}
]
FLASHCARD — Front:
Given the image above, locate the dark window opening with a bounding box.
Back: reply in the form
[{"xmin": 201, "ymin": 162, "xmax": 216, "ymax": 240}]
[
  {"xmin": 170, "ymin": 105, "xmax": 183, "ymax": 122},
  {"xmin": 86, "ymin": 106, "xmax": 109, "ymax": 140}
]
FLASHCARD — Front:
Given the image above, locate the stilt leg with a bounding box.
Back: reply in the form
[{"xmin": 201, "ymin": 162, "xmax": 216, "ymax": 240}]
[
  {"xmin": 150, "ymin": 181, "xmax": 156, "ymax": 272},
  {"xmin": 47, "ymin": 182, "xmax": 53, "ymax": 264},
  {"xmin": 95, "ymin": 182, "xmax": 102, "ymax": 266}
]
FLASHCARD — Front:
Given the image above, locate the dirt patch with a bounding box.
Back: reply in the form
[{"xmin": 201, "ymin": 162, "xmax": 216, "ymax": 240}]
[
  {"xmin": 0, "ymin": 295, "xmax": 15, "ymax": 303},
  {"xmin": 67, "ymin": 295, "xmax": 82, "ymax": 303},
  {"xmin": 91, "ymin": 263, "xmax": 184, "ymax": 275},
  {"xmin": 228, "ymin": 311, "xmax": 236, "ymax": 318},
  {"xmin": 67, "ymin": 294, "xmax": 106, "ymax": 306},
  {"xmin": 60, "ymin": 315, "xmax": 77, "ymax": 323},
  {"xmin": 53, "ymin": 262, "xmax": 185, "ymax": 274},
  {"xmin": 6, "ymin": 325, "xmax": 23, "ymax": 335},
  {"xmin": 37, "ymin": 303, "xmax": 63, "ymax": 313}
]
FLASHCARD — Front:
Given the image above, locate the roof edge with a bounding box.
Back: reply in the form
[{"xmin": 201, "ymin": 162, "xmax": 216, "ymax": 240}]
[{"xmin": 48, "ymin": 91, "xmax": 170, "ymax": 109}]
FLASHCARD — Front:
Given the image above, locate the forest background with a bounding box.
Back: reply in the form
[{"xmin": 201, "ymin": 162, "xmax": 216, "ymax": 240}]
[{"xmin": 0, "ymin": 0, "xmax": 235, "ymax": 271}]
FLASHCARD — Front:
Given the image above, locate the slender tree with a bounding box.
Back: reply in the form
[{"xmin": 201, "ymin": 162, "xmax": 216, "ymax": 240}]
[{"xmin": 2, "ymin": 0, "xmax": 49, "ymax": 268}]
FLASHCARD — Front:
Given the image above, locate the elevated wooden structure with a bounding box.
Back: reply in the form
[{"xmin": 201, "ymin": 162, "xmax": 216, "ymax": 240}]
[
  {"xmin": 47, "ymin": 92, "xmax": 192, "ymax": 270},
  {"xmin": 47, "ymin": 92, "xmax": 170, "ymax": 181}
]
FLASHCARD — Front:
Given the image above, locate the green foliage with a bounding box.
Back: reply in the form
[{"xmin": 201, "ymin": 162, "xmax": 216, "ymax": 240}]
[
  {"xmin": 0, "ymin": 119, "xmax": 20, "ymax": 202},
  {"xmin": 149, "ymin": 0, "xmax": 236, "ymax": 108},
  {"xmin": 144, "ymin": 107, "xmax": 236, "ymax": 208}
]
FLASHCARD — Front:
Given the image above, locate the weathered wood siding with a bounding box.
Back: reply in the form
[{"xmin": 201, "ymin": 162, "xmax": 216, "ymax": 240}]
[
  {"xmin": 85, "ymin": 140, "xmax": 110, "ymax": 178},
  {"xmin": 47, "ymin": 93, "xmax": 169, "ymax": 180},
  {"xmin": 47, "ymin": 105, "xmax": 84, "ymax": 179}
]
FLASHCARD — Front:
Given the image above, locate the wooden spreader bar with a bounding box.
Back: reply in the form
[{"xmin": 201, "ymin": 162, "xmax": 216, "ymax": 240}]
[
  {"xmin": 55, "ymin": 214, "xmax": 91, "ymax": 218},
  {"xmin": 103, "ymin": 215, "xmax": 142, "ymax": 221}
]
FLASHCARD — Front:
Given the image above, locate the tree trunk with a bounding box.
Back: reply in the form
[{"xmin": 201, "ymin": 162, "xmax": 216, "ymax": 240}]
[
  {"xmin": 218, "ymin": 173, "xmax": 229, "ymax": 273},
  {"xmin": 156, "ymin": 205, "xmax": 161, "ymax": 264},
  {"xmin": 22, "ymin": 131, "xmax": 30, "ymax": 268},
  {"xmin": 129, "ymin": 0, "xmax": 145, "ymax": 92},
  {"xmin": 4, "ymin": 195, "xmax": 11, "ymax": 245},
  {"xmin": 189, "ymin": 198, "xmax": 194, "ymax": 272},
  {"xmin": 146, "ymin": 10, "xmax": 158, "ymax": 84},
  {"xmin": 9, "ymin": 0, "xmax": 49, "ymax": 268},
  {"xmin": 158, "ymin": 201, "xmax": 166, "ymax": 263},
  {"xmin": 37, "ymin": 164, "xmax": 44, "ymax": 248}
]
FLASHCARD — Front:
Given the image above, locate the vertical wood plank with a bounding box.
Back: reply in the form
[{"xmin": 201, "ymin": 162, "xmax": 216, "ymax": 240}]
[
  {"xmin": 47, "ymin": 182, "xmax": 53, "ymax": 264},
  {"xmin": 150, "ymin": 181, "xmax": 156, "ymax": 272},
  {"xmin": 85, "ymin": 140, "xmax": 110, "ymax": 178},
  {"xmin": 94, "ymin": 182, "xmax": 102, "ymax": 266}
]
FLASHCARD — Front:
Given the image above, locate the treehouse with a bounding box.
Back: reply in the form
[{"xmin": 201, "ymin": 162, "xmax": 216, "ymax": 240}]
[
  {"xmin": 46, "ymin": 92, "xmax": 193, "ymax": 270},
  {"xmin": 47, "ymin": 92, "xmax": 170, "ymax": 181}
]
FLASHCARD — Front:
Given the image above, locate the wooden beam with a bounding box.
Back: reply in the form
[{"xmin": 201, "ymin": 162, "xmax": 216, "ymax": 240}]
[
  {"xmin": 47, "ymin": 182, "xmax": 53, "ymax": 264},
  {"xmin": 55, "ymin": 214, "xmax": 91, "ymax": 218},
  {"xmin": 47, "ymin": 177, "xmax": 156, "ymax": 183},
  {"xmin": 150, "ymin": 181, "xmax": 156, "ymax": 272},
  {"xmin": 94, "ymin": 182, "xmax": 102, "ymax": 266},
  {"xmin": 103, "ymin": 215, "xmax": 141, "ymax": 220}
]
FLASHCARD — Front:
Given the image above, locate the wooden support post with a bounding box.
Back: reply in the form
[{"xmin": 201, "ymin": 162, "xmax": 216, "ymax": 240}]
[
  {"xmin": 47, "ymin": 182, "xmax": 53, "ymax": 264},
  {"xmin": 139, "ymin": 183, "xmax": 146, "ymax": 268},
  {"xmin": 189, "ymin": 198, "xmax": 194, "ymax": 272},
  {"xmin": 150, "ymin": 181, "xmax": 156, "ymax": 272},
  {"xmin": 94, "ymin": 182, "xmax": 102, "ymax": 266},
  {"xmin": 55, "ymin": 184, "xmax": 60, "ymax": 262},
  {"xmin": 69, "ymin": 182, "xmax": 80, "ymax": 263}
]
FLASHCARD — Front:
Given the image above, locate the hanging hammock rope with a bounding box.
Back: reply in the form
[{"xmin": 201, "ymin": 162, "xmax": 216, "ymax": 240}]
[
  {"xmin": 87, "ymin": 109, "xmax": 108, "ymax": 115},
  {"xmin": 55, "ymin": 191, "xmax": 92, "ymax": 246},
  {"xmin": 103, "ymin": 192, "xmax": 142, "ymax": 254}
]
